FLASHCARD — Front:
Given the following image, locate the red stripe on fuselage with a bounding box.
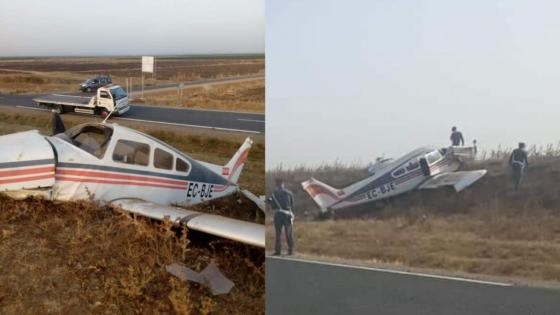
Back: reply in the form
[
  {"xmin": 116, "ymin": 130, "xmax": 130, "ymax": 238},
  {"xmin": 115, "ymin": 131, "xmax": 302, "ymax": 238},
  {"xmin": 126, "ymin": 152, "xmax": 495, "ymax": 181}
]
[
  {"xmin": 56, "ymin": 169, "xmax": 187, "ymax": 186},
  {"xmin": 0, "ymin": 165, "xmax": 54, "ymax": 177},
  {"xmin": 0, "ymin": 174, "xmax": 54, "ymax": 184}
]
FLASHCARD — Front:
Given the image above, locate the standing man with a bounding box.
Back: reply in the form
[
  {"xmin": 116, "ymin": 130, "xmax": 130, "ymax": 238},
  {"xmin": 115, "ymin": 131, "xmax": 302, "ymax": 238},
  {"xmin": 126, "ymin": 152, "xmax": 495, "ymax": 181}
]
[
  {"xmin": 269, "ymin": 178, "xmax": 295, "ymax": 256},
  {"xmin": 510, "ymin": 142, "xmax": 529, "ymax": 190},
  {"xmin": 450, "ymin": 126, "xmax": 465, "ymax": 146}
]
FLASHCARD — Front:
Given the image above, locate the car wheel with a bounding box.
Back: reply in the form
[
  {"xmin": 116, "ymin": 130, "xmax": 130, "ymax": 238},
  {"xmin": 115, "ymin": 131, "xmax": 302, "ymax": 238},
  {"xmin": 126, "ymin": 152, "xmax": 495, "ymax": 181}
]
[{"xmin": 87, "ymin": 87, "xmax": 92, "ymax": 92}]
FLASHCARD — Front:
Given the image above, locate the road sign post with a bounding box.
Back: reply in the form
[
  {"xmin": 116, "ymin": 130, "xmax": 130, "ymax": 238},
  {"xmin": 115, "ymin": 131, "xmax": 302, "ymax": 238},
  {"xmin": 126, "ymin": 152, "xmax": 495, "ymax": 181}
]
[{"xmin": 141, "ymin": 56, "xmax": 154, "ymax": 99}]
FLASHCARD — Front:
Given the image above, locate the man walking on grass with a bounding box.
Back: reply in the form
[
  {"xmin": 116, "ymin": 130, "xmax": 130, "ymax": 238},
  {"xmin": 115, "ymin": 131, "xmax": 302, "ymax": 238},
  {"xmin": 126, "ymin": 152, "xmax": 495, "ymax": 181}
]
[
  {"xmin": 510, "ymin": 142, "xmax": 529, "ymax": 190},
  {"xmin": 269, "ymin": 178, "xmax": 295, "ymax": 256}
]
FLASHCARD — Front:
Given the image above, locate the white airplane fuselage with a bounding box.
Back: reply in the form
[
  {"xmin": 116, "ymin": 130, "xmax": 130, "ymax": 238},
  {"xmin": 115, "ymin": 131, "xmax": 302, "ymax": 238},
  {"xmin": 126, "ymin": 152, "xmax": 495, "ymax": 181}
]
[
  {"xmin": 302, "ymin": 146, "xmax": 477, "ymax": 212},
  {"xmin": 0, "ymin": 123, "xmax": 247, "ymax": 207}
]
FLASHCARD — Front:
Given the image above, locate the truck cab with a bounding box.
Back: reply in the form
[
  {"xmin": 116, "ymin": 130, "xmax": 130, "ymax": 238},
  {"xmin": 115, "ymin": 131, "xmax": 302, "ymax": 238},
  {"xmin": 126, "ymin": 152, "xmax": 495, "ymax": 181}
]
[{"xmin": 95, "ymin": 85, "xmax": 130, "ymax": 117}]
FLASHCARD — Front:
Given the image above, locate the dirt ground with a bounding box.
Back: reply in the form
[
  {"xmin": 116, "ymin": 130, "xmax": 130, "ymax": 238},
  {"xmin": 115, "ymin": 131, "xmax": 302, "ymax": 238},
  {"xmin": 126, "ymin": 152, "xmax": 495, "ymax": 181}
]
[
  {"xmin": 0, "ymin": 56, "xmax": 264, "ymax": 94},
  {"xmin": 266, "ymin": 155, "xmax": 560, "ymax": 282}
]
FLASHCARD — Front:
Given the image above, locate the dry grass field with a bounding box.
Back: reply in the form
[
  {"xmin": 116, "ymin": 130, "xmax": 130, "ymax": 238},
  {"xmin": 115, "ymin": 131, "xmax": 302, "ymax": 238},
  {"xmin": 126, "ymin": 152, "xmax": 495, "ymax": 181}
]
[
  {"xmin": 266, "ymin": 152, "xmax": 560, "ymax": 282},
  {"xmin": 136, "ymin": 79, "xmax": 264, "ymax": 112},
  {"xmin": 0, "ymin": 195, "xmax": 263, "ymax": 314},
  {"xmin": 0, "ymin": 109, "xmax": 265, "ymax": 313},
  {"xmin": 0, "ymin": 56, "xmax": 264, "ymax": 94}
]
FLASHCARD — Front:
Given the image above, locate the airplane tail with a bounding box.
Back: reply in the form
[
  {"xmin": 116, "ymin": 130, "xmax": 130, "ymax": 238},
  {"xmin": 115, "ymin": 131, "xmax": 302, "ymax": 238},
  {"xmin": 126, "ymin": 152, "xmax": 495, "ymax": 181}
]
[
  {"xmin": 222, "ymin": 137, "xmax": 253, "ymax": 184},
  {"xmin": 301, "ymin": 178, "xmax": 345, "ymax": 212}
]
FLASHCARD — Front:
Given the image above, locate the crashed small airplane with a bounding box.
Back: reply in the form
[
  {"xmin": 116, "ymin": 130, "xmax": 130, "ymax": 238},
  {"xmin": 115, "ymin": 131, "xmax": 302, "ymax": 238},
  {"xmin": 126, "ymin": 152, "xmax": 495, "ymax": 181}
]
[
  {"xmin": 0, "ymin": 115, "xmax": 263, "ymax": 247},
  {"xmin": 302, "ymin": 146, "xmax": 487, "ymax": 214}
]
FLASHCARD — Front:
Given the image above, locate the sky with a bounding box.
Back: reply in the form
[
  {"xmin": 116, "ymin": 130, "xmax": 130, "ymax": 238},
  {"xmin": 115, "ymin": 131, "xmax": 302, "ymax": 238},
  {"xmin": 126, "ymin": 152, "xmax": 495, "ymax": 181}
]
[
  {"xmin": 0, "ymin": 0, "xmax": 264, "ymax": 56},
  {"xmin": 266, "ymin": 0, "xmax": 560, "ymax": 168}
]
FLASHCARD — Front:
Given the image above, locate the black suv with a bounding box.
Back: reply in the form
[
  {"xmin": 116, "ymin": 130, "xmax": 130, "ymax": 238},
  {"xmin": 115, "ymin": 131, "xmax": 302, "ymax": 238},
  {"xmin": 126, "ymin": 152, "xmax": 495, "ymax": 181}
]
[{"xmin": 79, "ymin": 75, "xmax": 112, "ymax": 92}]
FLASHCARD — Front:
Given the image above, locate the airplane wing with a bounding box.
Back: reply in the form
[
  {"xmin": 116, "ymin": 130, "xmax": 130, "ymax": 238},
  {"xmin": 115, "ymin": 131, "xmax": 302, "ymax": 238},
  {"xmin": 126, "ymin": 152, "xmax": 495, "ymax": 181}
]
[
  {"xmin": 418, "ymin": 170, "xmax": 487, "ymax": 192},
  {"xmin": 110, "ymin": 199, "xmax": 264, "ymax": 248}
]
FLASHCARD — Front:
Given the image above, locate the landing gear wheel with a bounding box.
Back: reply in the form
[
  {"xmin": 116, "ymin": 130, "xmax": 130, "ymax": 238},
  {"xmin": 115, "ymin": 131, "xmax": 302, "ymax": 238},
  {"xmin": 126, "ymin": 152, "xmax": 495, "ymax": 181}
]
[{"xmin": 100, "ymin": 109, "xmax": 109, "ymax": 119}]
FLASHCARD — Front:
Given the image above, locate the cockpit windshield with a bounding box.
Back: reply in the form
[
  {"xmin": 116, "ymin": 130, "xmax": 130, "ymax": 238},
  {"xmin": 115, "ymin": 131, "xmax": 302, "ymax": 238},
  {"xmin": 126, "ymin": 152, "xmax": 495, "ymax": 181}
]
[
  {"xmin": 55, "ymin": 124, "xmax": 113, "ymax": 158},
  {"xmin": 425, "ymin": 150, "xmax": 443, "ymax": 165}
]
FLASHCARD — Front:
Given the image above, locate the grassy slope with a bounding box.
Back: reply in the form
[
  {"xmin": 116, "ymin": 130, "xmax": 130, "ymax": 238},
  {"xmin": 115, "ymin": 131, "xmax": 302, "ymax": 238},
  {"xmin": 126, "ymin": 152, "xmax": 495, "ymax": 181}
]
[
  {"xmin": 0, "ymin": 195, "xmax": 263, "ymax": 314},
  {"xmin": 266, "ymin": 157, "xmax": 560, "ymax": 282}
]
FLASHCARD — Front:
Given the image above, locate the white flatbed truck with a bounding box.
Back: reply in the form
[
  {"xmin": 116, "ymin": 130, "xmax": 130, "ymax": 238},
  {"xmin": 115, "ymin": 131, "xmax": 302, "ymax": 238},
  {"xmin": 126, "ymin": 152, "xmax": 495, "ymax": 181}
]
[{"xmin": 33, "ymin": 85, "xmax": 130, "ymax": 118}]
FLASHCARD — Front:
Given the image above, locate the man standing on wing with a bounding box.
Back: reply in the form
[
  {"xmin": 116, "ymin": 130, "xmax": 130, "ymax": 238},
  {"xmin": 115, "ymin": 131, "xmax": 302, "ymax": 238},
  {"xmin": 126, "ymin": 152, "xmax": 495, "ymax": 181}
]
[
  {"xmin": 510, "ymin": 142, "xmax": 529, "ymax": 190},
  {"xmin": 450, "ymin": 126, "xmax": 465, "ymax": 146},
  {"xmin": 269, "ymin": 178, "xmax": 295, "ymax": 256}
]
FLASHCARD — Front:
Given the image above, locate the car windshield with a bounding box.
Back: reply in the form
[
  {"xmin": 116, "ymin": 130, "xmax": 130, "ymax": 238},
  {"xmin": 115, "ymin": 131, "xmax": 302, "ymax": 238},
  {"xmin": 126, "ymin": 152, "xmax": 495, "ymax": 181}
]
[
  {"xmin": 110, "ymin": 87, "xmax": 127, "ymax": 100},
  {"xmin": 55, "ymin": 124, "xmax": 113, "ymax": 158}
]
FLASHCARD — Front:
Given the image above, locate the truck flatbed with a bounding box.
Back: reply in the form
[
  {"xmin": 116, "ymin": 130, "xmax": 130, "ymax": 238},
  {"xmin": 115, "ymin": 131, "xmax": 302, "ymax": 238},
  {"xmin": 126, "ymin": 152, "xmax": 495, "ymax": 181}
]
[{"xmin": 34, "ymin": 94, "xmax": 93, "ymax": 107}]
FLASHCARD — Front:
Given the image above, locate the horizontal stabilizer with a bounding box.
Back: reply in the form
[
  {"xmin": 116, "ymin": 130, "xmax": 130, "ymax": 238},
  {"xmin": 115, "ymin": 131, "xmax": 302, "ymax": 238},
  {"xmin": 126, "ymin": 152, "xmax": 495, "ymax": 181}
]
[
  {"xmin": 111, "ymin": 199, "xmax": 264, "ymax": 248},
  {"xmin": 419, "ymin": 170, "xmax": 487, "ymax": 192},
  {"xmin": 240, "ymin": 189, "xmax": 266, "ymax": 214}
]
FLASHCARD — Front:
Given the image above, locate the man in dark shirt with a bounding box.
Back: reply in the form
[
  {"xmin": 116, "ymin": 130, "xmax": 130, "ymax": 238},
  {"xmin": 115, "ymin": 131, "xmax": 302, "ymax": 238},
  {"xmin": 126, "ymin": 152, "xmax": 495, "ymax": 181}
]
[
  {"xmin": 269, "ymin": 178, "xmax": 295, "ymax": 255},
  {"xmin": 450, "ymin": 126, "xmax": 465, "ymax": 146},
  {"xmin": 510, "ymin": 142, "xmax": 529, "ymax": 190},
  {"xmin": 449, "ymin": 127, "xmax": 465, "ymax": 146}
]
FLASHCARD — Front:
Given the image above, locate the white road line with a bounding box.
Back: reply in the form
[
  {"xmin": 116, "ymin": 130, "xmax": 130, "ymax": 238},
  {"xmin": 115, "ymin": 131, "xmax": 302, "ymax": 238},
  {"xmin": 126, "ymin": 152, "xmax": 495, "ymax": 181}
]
[
  {"xmin": 237, "ymin": 118, "xmax": 265, "ymax": 123},
  {"xmin": 268, "ymin": 256, "xmax": 512, "ymax": 287},
  {"xmin": 132, "ymin": 103, "xmax": 265, "ymax": 115},
  {"xmin": 16, "ymin": 105, "xmax": 49, "ymax": 112},
  {"xmin": 115, "ymin": 117, "xmax": 262, "ymax": 134},
  {"xmin": 15, "ymin": 105, "xmax": 262, "ymax": 134}
]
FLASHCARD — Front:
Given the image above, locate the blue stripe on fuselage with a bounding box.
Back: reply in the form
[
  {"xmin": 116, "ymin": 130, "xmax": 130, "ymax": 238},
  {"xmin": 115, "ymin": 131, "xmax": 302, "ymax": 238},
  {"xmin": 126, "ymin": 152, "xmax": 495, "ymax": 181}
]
[
  {"xmin": 0, "ymin": 159, "xmax": 54, "ymax": 169},
  {"xmin": 57, "ymin": 162, "xmax": 229, "ymax": 185}
]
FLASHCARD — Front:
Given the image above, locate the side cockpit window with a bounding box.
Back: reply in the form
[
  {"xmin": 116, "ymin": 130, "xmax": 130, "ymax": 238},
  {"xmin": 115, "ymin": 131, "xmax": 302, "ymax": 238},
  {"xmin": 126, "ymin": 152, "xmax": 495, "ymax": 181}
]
[
  {"xmin": 154, "ymin": 148, "xmax": 173, "ymax": 170},
  {"xmin": 392, "ymin": 168, "xmax": 405, "ymax": 177},
  {"xmin": 426, "ymin": 150, "xmax": 443, "ymax": 165},
  {"xmin": 113, "ymin": 139, "xmax": 150, "ymax": 166},
  {"xmin": 406, "ymin": 161, "xmax": 419, "ymax": 171},
  {"xmin": 176, "ymin": 158, "xmax": 191, "ymax": 173}
]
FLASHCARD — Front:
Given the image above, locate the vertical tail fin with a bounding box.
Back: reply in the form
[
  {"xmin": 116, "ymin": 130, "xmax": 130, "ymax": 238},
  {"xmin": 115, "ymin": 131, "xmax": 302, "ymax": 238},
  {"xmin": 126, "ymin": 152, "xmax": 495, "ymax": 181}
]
[
  {"xmin": 222, "ymin": 137, "xmax": 253, "ymax": 184},
  {"xmin": 301, "ymin": 178, "xmax": 345, "ymax": 212}
]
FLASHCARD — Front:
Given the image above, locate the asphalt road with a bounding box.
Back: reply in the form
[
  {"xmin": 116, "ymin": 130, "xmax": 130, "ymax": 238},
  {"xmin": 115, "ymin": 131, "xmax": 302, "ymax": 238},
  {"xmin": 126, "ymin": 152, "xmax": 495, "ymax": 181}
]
[
  {"xmin": 0, "ymin": 75, "xmax": 264, "ymax": 134},
  {"xmin": 266, "ymin": 256, "xmax": 560, "ymax": 315}
]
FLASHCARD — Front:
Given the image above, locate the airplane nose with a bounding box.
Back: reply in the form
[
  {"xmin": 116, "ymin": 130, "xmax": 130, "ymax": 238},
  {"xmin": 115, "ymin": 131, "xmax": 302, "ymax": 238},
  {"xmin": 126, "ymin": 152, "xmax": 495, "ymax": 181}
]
[{"xmin": 0, "ymin": 130, "xmax": 56, "ymax": 191}]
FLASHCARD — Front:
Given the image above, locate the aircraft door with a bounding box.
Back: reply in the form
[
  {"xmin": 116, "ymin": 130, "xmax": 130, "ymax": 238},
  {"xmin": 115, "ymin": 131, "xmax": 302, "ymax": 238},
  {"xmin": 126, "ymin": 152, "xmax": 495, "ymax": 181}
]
[{"xmin": 419, "ymin": 157, "xmax": 430, "ymax": 176}]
